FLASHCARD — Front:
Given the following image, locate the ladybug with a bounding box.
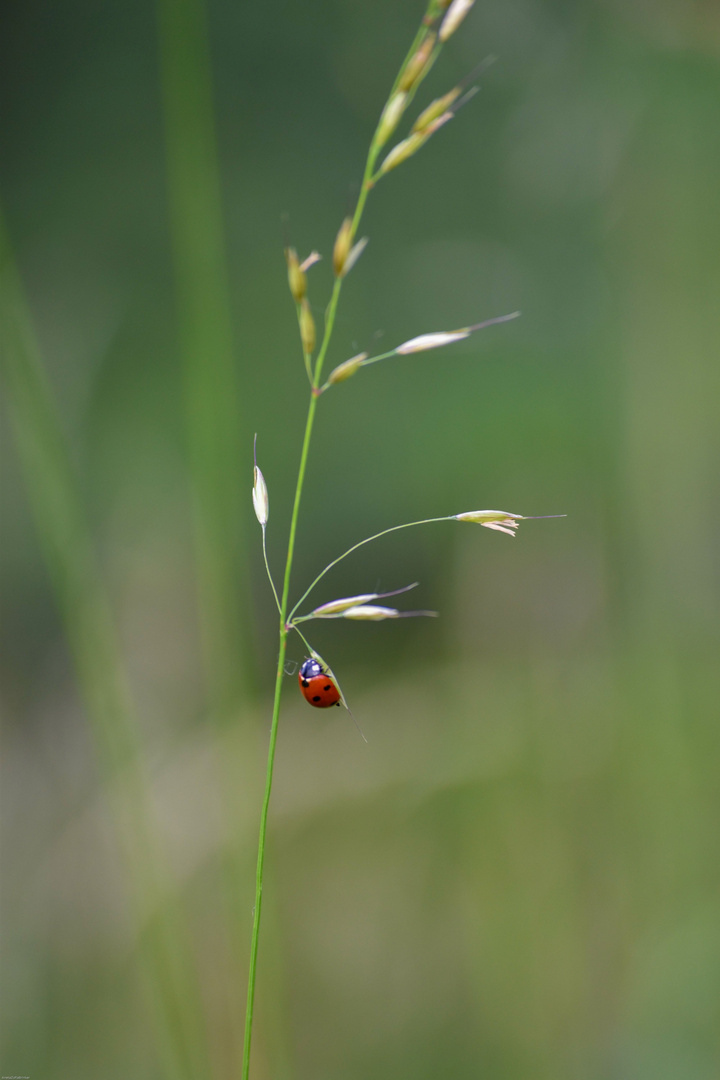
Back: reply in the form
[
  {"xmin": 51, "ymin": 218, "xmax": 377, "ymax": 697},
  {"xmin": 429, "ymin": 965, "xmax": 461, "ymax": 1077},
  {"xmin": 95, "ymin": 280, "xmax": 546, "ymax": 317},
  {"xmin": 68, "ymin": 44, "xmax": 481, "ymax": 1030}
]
[{"xmin": 298, "ymin": 658, "xmax": 341, "ymax": 708}]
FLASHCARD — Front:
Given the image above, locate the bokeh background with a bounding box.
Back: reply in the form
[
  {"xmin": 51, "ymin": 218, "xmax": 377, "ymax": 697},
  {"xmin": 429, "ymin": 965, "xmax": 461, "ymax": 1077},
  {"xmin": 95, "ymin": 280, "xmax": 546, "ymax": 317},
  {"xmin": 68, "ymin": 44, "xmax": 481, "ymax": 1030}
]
[{"xmin": 2, "ymin": 0, "xmax": 720, "ymax": 1077}]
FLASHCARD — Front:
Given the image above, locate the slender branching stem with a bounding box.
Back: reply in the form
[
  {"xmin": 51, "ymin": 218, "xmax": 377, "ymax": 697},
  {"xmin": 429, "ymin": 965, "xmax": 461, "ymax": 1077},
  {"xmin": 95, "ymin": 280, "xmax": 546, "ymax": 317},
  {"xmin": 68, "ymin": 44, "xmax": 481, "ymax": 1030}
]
[
  {"xmin": 261, "ymin": 527, "xmax": 281, "ymax": 614},
  {"xmin": 318, "ymin": 348, "xmax": 397, "ymax": 391},
  {"xmin": 289, "ymin": 622, "xmax": 317, "ymax": 660},
  {"xmin": 357, "ymin": 348, "xmax": 398, "ymax": 368},
  {"xmin": 315, "ymin": 278, "xmax": 343, "ymax": 385},
  {"xmin": 288, "ymin": 517, "xmax": 456, "ymax": 622},
  {"xmin": 242, "ymin": 6, "xmax": 442, "ymax": 1076},
  {"xmin": 241, "ymin": 388, "xmax": 317, "ymax": 1080}
]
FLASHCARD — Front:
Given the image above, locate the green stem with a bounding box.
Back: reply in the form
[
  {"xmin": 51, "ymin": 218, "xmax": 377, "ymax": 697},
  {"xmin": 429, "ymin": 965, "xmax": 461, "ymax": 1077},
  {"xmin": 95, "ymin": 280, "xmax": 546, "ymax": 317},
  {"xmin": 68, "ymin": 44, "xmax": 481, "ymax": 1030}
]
[
  {"xmin": 358, "ymin": 347, "xmax": 399, "ymax": 367},
  {"xmin": 239, "ymin": 199, "xmax": 365, "ymax": 1080},
  {"xmin": 241, "ymin": 7, "xmax": 443, "ymax": 1074},
  {"xmin": 241, "ymin": 626, "xmax": 288, "ymax": 1080},
  {"xmin": 262, "ymin": 526, "xmax": 281, "ymax": 614},
  {"xmin": 309, "ymin": 130, "xmax": 383, "ymax": 394},
  {"xmin": 241, "ymin": 391, "xmax": 317, "ymax": 1080}
]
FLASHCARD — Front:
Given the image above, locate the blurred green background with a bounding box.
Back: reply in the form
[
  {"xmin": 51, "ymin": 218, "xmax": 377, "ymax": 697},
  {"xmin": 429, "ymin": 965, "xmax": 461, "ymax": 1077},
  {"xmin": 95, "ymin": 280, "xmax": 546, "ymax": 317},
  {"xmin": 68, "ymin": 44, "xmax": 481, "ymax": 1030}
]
[{"xmin": 2, "ymin": 0, "xmax": 720, "ymax": 1078}]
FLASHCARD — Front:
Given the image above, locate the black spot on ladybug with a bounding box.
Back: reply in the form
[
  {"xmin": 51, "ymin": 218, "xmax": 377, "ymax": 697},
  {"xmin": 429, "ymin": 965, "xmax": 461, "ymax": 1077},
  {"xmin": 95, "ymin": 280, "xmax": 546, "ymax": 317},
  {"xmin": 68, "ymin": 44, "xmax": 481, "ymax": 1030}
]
[
  {"xmin": 312, "ymin": 695, "xmax": 321, "ymax": 702},
  {"xmin": 323, "ymin": 684, "xmax": 332, "ymax": 691},
  {"xmin": 302, "ymin": 679, "xmax": 309, "ymax": 687}
]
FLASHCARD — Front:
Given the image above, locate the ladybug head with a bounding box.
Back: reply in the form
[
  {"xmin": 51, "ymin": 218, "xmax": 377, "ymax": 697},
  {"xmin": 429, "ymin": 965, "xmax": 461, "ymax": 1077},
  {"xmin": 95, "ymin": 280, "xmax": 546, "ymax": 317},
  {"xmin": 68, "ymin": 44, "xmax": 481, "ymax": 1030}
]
[{"xmin": 299, "ymin": 657, "xmax": 324, "ymax": 681}]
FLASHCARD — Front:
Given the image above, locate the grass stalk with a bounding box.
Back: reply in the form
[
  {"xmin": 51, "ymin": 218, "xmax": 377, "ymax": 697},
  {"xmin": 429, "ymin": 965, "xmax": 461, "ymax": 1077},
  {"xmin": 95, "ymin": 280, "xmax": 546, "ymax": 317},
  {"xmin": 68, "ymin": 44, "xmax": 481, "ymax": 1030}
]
[
  {"xmin": 241, "ymin": 388, "xmax": 316, "ymax": 1080},
  {"xmin": 240, "ymin": 6, "xmax": 444, "ymax": 1074}
]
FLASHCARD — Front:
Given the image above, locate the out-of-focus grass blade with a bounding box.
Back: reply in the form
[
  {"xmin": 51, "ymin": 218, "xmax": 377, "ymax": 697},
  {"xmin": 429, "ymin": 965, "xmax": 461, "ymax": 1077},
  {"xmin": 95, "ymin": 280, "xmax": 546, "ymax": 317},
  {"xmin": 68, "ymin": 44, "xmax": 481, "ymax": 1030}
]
[
  {"xmin": 157, "ymin": 0, "xmax": 248, "ymax": 715},
  {"xmin": 0, "ymin": 210, "xmax": 213, "ymax": 1080}
]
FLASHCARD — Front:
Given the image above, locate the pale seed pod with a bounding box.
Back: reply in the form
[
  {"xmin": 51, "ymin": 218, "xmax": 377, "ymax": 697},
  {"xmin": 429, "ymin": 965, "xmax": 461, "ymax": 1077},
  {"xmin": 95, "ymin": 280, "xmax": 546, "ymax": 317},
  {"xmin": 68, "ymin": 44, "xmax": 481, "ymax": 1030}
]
[
  {"xmin": 312, "ymin": 593, "xmax": 383, "ymax": 616},
  {"xmin": 454, "ymin": 510, "xmax": 524, "ymax": 536},
  {"xmin": 396, "ymin": 328, "xmax": 470, "ymax": 353},
  {"xmin": 327, "ymin": 352, "xmax": 367, "ymax": 385},
  {"xmin": 311, "ymin": 581, "xmax": 418, "ymax": 615},
  {"xmin": 285, "ymin": 247, "xmax": 306, "ymax": 302},
  {"xmin": 252, "ymin": 466, "xmax": 269, "ymax": 526},
  {"xmin": 333, "ymin": 217, "xmax": 353, "ymax": 276},
  {"xmin": 340, "ymin": 604, "xmax": 437, "ymax": 620},
  {"xmin": 299, "ymin": 298, "xmax": 316, "ymax": 354},
  {"xmin": 309, "ymin": 581, "xmax": 420, "ymax": 616},
  {"xmin": 412, "ymin": 88, "xmax": 461, "ymax": 133},
  {"xmin": 376, "ymin": 91, "xmax": 408, "ymax": 148},
  {"xmin": 299, "ymin": 251, "xmax": 322, "ymax": 272},
  {"xmin": 438, "ymin": 0, "xmax": 476, "ymax": 42},
  {"xmin": 395, "ymin": 312, "xmax": 520, "ymax": 353},
  {"xmin": 379, "ymin": 132, "xmax": 425, "ymax": 174},
  {"xmin": 398, "ymin": 33, "xmax": 436, "ymax": 92},
  {"xmin": 340, "ymin": 605, "xmax": 401, "ymax": 620},
  {"xmin": 342, "ymin": 237, "xmax": 368, "ymax": 276},
  {"xmin": 380, "ymin": 112, "xmax": 453, "ymax": 174},
  {"xmin": 455, "ymin": 509, "xmax": 566, "ymax": 535}
]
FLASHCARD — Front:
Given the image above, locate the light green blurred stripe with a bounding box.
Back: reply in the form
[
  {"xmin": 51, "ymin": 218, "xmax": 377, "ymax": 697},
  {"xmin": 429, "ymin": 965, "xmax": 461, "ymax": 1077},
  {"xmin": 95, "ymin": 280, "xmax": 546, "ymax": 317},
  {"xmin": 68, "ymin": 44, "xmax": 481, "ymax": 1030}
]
[
  {"xmin": 0, "ymin": 210, "xmax": 213, "ymax": 1080},
  {"xmin": 157, "ymin": 0, "xmax": 248, "ymax": 715},
  {"xmin": 156, "ymin": 9, "xmax": 286, "ymax": 1077}
]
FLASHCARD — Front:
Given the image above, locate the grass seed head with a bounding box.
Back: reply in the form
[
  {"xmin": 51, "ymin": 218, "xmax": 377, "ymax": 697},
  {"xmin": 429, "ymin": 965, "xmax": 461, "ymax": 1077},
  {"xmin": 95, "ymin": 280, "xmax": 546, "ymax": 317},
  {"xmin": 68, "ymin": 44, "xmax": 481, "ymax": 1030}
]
[
  {"xmin": 299, "ymin": 251, "xmax": 322, "ymax": 272},
  {"xmin": 438, "ymin": 0, "xmax": 476, "ymax": 41},
  {"xmin": 308, "ymin": 581, "xmax": 421, "ymax": 617},
  {"xmin": 413, "ymin": 88, "xmax": 461, "ymax": 132},
  {"xmin": 312, "ymin": 593, "xmax": 384, "ymax": 616},
  {"xmin": 285, "ymin": 247, "xmax": 306, "ymax": 302},
  {"xmin": 398, "ymin": 33, "xmax": 437, "ymax": 92},
  {"xmin": 327, "ymin": 352, "xmax": 367, "ymax": 385},
  {"xmin": 380, "ymin": 112, "xmax": 453, "ymax": 174},
  {"xmin": 299, "ymin": 298, "xmax": 316, "ymax": 354},
  {"xmin": 376, "ymin": 91, "xmax": 408, "ymax": 148},
  {"xmin": 455, "ymin": 510, "xmax": 524, "ymax": 536},
  {"xmin": 252, "ymin": 466, "xmax": 269, "ymax": 526},
  {"xmin": 333, "ymin": 217, "xmax": 354, "ymax": 276},
  {"xmin": 339, "ymin": 605, "xmax": 402, "ymax": 620},
  {"xmin": 396, "ymin": 328, "xmax": 470, "ymax": 353},
  {"xmin": 339, "ymin": 604, "xmax": 437, "ymax": 620},
  {"xmin": 395, "ymin": 312, "xmax": 520, "ymax": 353},
  {"xmin": 380, "ymin": 132, "xmax": 425, "ymax": 174},
  {"xmin": 342, "ymin": 237, "xmax": 368, "ymax": 276}
]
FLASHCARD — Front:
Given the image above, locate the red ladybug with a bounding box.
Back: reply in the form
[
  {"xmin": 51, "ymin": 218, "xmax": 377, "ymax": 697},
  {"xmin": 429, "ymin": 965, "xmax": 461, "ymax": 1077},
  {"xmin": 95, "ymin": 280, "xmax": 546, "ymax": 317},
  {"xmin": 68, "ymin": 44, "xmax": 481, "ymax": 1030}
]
[{"xmin": 298, "ymin": 658, "xmax": 341, "ymax": 708}]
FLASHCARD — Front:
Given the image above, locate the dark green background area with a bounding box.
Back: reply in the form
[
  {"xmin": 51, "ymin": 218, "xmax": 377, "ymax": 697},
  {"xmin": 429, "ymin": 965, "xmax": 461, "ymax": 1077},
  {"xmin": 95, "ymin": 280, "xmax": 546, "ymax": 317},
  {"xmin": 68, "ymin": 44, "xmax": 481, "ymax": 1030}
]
[{"xmin": 2, "ymin": 1, "xmax": 720, "ymax": 1078}]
